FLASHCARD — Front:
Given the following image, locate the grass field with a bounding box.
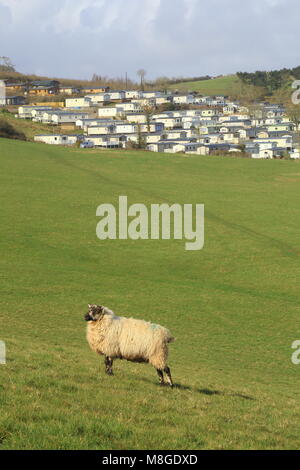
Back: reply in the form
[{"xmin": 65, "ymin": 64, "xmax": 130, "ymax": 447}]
[
  {"xmin": 0, "ymin": 138, "xmax": 300, "ymax": 450},
  {"xmin": 170, "ymin": 75, "xmax": 239, "ymax": 95}
]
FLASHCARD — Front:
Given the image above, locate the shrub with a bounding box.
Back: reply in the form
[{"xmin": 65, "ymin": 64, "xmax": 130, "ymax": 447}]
[{"xmin": 0, "ymin": 119, "xmax": 26, "ymax": 141}]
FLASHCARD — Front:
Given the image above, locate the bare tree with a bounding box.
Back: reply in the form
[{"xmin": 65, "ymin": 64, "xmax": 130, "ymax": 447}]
[
  {"xmin": 0, "ymin": 56, "xmax": 15, "ymax": 72},
  {"xmin": 137, "ymin": 69, "xmax": 147, "ymax": 91}
]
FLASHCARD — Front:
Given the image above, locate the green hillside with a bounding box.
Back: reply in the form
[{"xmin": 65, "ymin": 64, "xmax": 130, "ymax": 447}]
[
  {"xmin": 170, "ymin": 75, "xmax": 239, "ymax": 95},
  {"xmin": 0, "ymin": 111, "xmax": 81, "ymax": 141},
  {"xmin": 0, "ymin": 139, "xmax": 299, "ymax": 449}
]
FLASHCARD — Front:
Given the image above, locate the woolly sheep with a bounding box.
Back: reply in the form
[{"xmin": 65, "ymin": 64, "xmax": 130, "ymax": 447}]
[{"xmin": 84, "ymin": 304, "xmax": 175, "ymax": 387}]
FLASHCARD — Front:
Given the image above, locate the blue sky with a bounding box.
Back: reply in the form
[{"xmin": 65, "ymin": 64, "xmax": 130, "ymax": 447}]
[{"xmin": 0, "ymin": 0, "xmax": 299, "ymax": 80}]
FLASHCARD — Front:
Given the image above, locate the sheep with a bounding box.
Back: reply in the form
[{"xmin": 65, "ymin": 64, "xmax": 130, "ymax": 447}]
[{"xmin": 84, "ymin": 304, "xmax": 175, "ymax": 387}]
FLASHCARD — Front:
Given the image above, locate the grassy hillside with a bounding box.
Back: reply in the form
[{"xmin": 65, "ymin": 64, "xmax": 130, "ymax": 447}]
[
  {"xmin": 0, "ymin": 111, "xmax": 80, "ymax": 141},
  {"xmin": 170, "ymin": 75, "xmax": 239, "ymax": 95},
  {"xmin": 169, "ymin": 73, "xmax": 296, "ymax": 102},
  {"xmin": 0, "ymin": 139, "xmax": 299, "ymax": 449}
]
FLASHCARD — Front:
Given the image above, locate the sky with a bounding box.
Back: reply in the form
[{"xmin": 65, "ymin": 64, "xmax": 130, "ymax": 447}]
[{"xmin": 0, "ymin": 0, "xmax": 299, "ymax": 81}]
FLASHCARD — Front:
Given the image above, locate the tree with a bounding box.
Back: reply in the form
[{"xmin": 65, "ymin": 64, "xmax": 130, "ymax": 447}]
[
  {"xmin": 137, "ymin": 69, "xmax": 146, "ymax": 91},
  {"xmin": 137, "ymin": 123, "xmax": 146, "ymax": 149},
  {"xmin": 0, "ymin": 56, "xmax": 15, "ymax": 72},
  {"xmin": 230, "ymin": 80, "xmax": 265, "ymax": 104},
  {"xmin": 91, "ymin": 73, "xmax": 103, "ymax": 82},
  {"xmin": 154, "ymin": 76, "xmax": 170, "ymax": 92},
  {"xmin": 286, "ymin": 103, "xmax": 300, "ymax": 129},
  {"xmin": 141, "ymin": 103, "xmax": 155, "ymax": 132}
]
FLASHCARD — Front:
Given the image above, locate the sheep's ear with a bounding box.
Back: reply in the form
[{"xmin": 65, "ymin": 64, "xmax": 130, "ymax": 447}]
[{"xmin": 88, "ymin": 304, "xmax": 92, "ymax": 309}]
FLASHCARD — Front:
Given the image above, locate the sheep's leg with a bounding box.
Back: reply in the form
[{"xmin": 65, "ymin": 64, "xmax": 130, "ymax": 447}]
[
  {"xmin": 164, "ymin": 366, "xmax": 173, "ymax": 388},
  {"xmin": 104, "ymin": 356, "xmax": 114, "ymax": 375},
  {"xmin": 156, "ymin": 369, "xmax": 165, "ymax": 385}
]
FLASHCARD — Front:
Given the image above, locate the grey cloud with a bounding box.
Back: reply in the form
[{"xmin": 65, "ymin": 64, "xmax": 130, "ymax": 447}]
[
  {"xmin": 0, "ymin": 0, "xmax": 300, "ymax": 79},
  {"xmin": 0, "ymin": 2, "xmax": 12, "ymax": 27},
  {"xmin": 80, "ymin": 6, "xmax": 104, "ymax": 29}
]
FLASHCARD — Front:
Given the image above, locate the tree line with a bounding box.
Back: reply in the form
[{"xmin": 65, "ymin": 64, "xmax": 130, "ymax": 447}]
[{"xmin": 237, "ymin": 66, "xmax": 300, "ymax": 94}]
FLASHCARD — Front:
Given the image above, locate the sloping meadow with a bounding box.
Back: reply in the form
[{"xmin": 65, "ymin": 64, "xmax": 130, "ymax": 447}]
[{"xmin": 0, "ymin": 138, "xmax": 299, "ymax": 449}]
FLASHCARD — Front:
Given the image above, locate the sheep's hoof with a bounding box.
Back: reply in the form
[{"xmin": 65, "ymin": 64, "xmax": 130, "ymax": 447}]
[{"xmin": 105, "ymin": 370, "xmax": 114, "ymax": 376}]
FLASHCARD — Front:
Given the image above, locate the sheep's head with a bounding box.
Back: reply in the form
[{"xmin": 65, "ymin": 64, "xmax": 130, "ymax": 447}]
[{"xmin": 84, "ymin": 304, "xmax": 105, "ymax": 322}]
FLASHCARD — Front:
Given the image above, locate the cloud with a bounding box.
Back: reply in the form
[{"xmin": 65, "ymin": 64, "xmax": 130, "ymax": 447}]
[
  {"xmin": 0, "ymin": 2, "xmax": 12, "ymax": 28},
  {"xmin": 0, "ymin": 0, "xmax": 299, "ymax": 79}
]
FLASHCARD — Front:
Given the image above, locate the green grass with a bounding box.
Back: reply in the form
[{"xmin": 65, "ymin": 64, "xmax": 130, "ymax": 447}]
[
  {"xmin": 0, "ymin": 110, "xmax": 80, "ymax": 141},
  {"xmin": 0, "ymin": 138, "xmax": 300, "ymax": 449},
  {"xmin": 170, "ymin": 75, "xmax": 239, "ymax": 95}
]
